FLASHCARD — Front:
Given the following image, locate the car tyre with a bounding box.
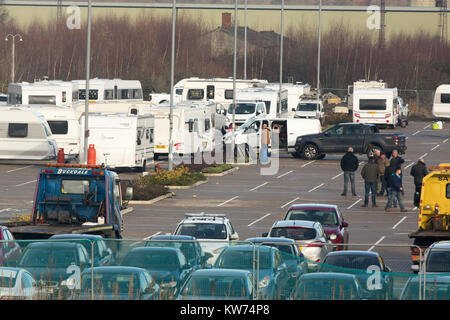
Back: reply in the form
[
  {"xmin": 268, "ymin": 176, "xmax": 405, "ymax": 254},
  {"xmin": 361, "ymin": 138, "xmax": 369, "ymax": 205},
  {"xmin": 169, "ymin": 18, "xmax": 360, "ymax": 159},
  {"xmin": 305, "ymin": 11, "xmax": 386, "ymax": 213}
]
[{"xmin": 302, "ymin": 144, "xmax": 319, "ymax": 160}]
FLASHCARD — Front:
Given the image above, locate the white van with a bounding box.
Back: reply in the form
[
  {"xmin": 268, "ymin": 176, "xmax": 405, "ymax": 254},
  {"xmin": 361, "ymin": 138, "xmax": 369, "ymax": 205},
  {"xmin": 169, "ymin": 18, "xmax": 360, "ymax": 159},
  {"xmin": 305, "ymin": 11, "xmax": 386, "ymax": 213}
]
[
  {"xmin": 73, "ymin": 78, "xmax": 144, "ymax": 102},
  {"xmin": 143, "ymin": 103, "xmax": 213, "ymax": 160},
  {"xmin": 79, "ymin": 114, "xmax": 154, "ymax": 171},
  {"xmin": 267, "ymin": 82, "xmax": 311, "ymax": 117},
  {"xmin": 353, "ymin": 87, "xmax": 399, "ymax": 128},
  {"xmin": 16, "ymin": 105, "xmax": 80, "ymax": 159},
  {"xmin": 432, "ymin": 84, "xmax": 450, "ymax": 118},
  {"xmin": 225, "ymin": 101, "xmax": 267, "ymax": 127},
  {"xmin": 224, "ymin": 115, "xmax": 322, "ymax": 157},
  {"xmin": 293, "ymin": 97, "xmax": 324, "ymax": 122},
  {"xmin": 0, "ymin": 108, "xmax": 58, "ymax": 160}
]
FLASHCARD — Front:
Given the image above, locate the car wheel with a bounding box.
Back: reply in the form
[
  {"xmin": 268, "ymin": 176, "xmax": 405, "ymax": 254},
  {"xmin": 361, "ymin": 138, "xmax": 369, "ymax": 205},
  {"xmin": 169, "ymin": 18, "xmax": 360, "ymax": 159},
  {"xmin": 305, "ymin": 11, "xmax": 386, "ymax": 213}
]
[{"xmin": 302, "ymin": 144, "xmax": 319, "ymax": 160}]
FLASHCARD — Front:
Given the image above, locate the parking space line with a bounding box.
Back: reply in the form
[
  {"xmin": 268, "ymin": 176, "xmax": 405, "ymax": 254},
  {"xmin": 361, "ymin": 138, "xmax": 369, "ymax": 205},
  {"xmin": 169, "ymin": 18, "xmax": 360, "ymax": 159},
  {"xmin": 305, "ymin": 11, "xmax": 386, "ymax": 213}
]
[
  {"xmin": 412, "ymin": 130, "xmax": 421, "ymax": 135},
  {"xmin": 444, "ymin": 138, "xmax": 449, "ymax": 143},
  {"xmin": 368, "ymin": 236, "xmax": 385, "ymax": 252},
  {"xmin": 308, "ymin": 183, "xmax": 324, "ymax": 193},
  {"xmin": 347, "ymin": 198, "xmax": 362, "ymax": 209},
  {"xmin": 144, "ymin": 231, "xmax": 162, "ymax": 240},
  {"xmin": 249, "ymin": 182, "xmax": 268, "ymax": 191},
  {"xmin": 419, "ymin": 153, "xmax": 428, "ymax": 159},
  {"xmin": 6, "ymin": 165, "xmax": 33, "ymax": 173},
  {"xmin": 15, "ymin": 180, "xmax": 37, "ymax": 187},
  {"xmin": 413, "ymin": 207, "xmax": 418, "ymax": 211},
  {"xmin": 423, "ymin": 124, "xmax": 431, "ymax": 129},
  {"xmin": 331, "ymin": 172, "xmax": 343, "ymax": 180},
  {"xmin": 392, "ymin": 216, "xmax": 407, "ymax": 229},
  {"xmin": 431, "ymin": 144, "xmax": 440, "ymax": 151},
  {"xmin": 301, "ymin": 161, "xmax": 315, "ymax": 168},
  {"xmin": 280, "ymin": 197, "xmax": 300, "ymax": 209},
  {"xmin": 277, "ymin": 170, "xmax": 293, "ymax": 179},
  {"xmin": 404, "ymin": 162, "xmax": 414, "ymax": 170},
  {"xmin": 217, "ymin": 196, "xmax": 239, "ymax": 207},
  {"xmin": 248, "ymin": 213, "xmax": 271, "ymax": 227}
]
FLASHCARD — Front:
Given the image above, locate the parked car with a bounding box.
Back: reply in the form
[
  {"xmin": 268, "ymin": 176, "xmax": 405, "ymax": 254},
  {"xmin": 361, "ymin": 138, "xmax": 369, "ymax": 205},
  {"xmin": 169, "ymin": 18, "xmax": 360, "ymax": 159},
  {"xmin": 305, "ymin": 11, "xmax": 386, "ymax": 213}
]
[
  {"xmin": 213, "ymin": 244, "xmax": 290, "ymax": 300},
  {"xmin": 294, "ymin": 122, "xmax": 407, "ymax": 160},
  {"xmin": 246, "ymin": 237, "xmax": 308, "ymax": 295},
  {"xmin": 145, "ymin": 235, "xmax": 212, "ymax": 270},
  {"xmin": 0, "ymin": 226, "xmax": 22, "ymax": 267},
  {"xmin": 74, "ymin": 266, "xmax": 160, "ymax": 300},
  {"xmin": 284, "ymin": 204, "xmax": 349, "ymax": 250},
  {"xmin": 320, "ymin": 250, "xmax": 394, "ymax": 300},
  {"xmin": 420, "ymin": 241, "xmax": 450, "ymax": 274},
  {"xmin": 177, "ymin": 269, "xmax": 255, "ymax": 300},
  {"xmin": 120, "ymin": 247, "xmax": 193, "ymax": 298},
  {"xmin": 264, "ymin": 220, "xmax": 332, "ymax": 271},
  {"xmin": 0, "ymin": 267, "xmax": 41, "ymax": 300},
  {"xmin": 49, "ymin": 234, "xmax": 114, "ymax": 267},
  {"xmin": 294, "ymin": 272, "xmax": 364, "ymax": 300},
  {"xmin": 400, "ymin": 275, "xmax": 450, "ymax": 300}
]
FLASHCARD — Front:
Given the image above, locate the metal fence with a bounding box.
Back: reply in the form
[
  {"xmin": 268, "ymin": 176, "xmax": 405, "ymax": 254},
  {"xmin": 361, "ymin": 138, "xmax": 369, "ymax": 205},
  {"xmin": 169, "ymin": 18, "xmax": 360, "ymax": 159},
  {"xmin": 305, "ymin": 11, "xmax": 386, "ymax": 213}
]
[{"xmin": 0, "ymin": 238, "xmax": 447, "ymax": 300}]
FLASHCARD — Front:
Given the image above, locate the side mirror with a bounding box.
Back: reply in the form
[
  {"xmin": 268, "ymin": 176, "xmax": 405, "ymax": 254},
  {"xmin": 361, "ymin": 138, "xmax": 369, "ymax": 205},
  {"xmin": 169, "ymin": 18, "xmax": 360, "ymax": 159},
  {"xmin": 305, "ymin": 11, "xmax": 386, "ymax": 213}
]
[
  {"xmin": 125, "ymin": 187, "xmax": 133, "ymax": 200},
  {"xmin": 384, "ymin": 266, "xmax": 392, "ymax": 273},
  {"xmin": 230, "ymin": 233, "xmax": 239, "ymax": 241},
  {"xmin": 342, "ymin": 222, "xmax": 349, "ymax": 228},
  {"xmin": 262, "ymin": 232, "xmax": 268, "ymax": 237},
  {"xmin": 182, "ymin": 263, "xmax": 191, "ymax": 270},
  {"xmin": 277, "ymin": 264, "xmax": 287, "ymax": 272},
  {"xmin": 204, "ymin": 252, "xmax": 213, "ymax": 260}
]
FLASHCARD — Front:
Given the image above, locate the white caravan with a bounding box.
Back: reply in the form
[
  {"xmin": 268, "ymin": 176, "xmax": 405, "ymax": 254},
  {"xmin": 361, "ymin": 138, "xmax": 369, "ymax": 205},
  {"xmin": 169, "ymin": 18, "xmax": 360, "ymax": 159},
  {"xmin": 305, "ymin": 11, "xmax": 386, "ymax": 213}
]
[
  {"xmin": 73, "ymin": 100, "xmax": 153, "ymax": 119},
  {"xmin": 0, "ymin": 93, "xmax": 8, "ymax": 106},
  {"xmin": 353, "ymin": 87, "xmax": 399, "ymax": 128},
  {"xmin": 16, "ymin": 105, "xmax": 80, "ymax": 159},
  {"xmin": 79, "ymin": 114, "xmax": 154, "ymax": 171},
  {"xmin": 348, "ymin": 80, "xmax": 387, "ymax": 107},
  {"xmin": 432, "ymin": 84, "xmax": 450, "ymax": 118},
  {"xmin": 224, "ymin": 115, "xmax": 322, "ymax": 156},
  {"xmin": 143, "ymin": 104, "xmax": 214, "ymax": 160},
  {"xmin": 267, "ymin": 82, "xmax": 311, "ymax": 117},
  {"xmin": 0, "ymin": 108, "xmax": 58, "ymax": 160},
  {"xmin": 7, "ymin": 80, "xmax": 79, "ymax": 108},
  {"xmin": 73, "ymin": 78, "xmax": 143, "ymax": 102}
]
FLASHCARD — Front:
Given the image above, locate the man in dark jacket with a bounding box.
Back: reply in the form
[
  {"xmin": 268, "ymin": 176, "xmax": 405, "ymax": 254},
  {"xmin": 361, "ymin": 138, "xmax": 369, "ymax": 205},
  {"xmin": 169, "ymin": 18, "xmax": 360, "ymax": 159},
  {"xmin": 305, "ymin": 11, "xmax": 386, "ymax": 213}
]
[
  {"xmin": 361, "ymin": 157, "xmax": 379, "ymax": 207},
  {"xmin": 340, "ymin": 147, "xmax": 359, "ymax": 196},
  {"xmin": 384, "ymin": 164, "xmax": 398, "ymax": 208},
  {"xmin": 385, "ymin": 168, "xmax": 407, "ymax": 212},
  {"xmin": 390, "ymin": 149, "xmax": 405, "ymax": 169},
  {"xmin": 410, "ymin": 158, "xmax": 428, "ymax": 207}
]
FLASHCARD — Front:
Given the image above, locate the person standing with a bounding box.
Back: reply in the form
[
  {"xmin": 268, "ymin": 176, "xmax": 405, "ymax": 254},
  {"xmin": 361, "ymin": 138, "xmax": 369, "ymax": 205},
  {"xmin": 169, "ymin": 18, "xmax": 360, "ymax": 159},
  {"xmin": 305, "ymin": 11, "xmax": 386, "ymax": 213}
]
[
  {"xmin": 260, "ymin": 123, "xmax": 270, "ymax": 164},
  {"xmin": 390, "ymin": 149, "xmax": 405, "ymax": 169},
  {"xmin": 361, "ymin": 157, "xmax": 379, "ymax": 207},
  {"xmin": 410, "ymin": 158, "xmax": 428, "ymax": 207},
  {"xmin": 385, "ymin": 168, "xmax": 407, "ymax": 212},
  {"xmin": 377, "ymin": 153, "xmax": 390, "ymax": 196},
  {"xmin": 340, "ymin": 147, "xmax": 358, "ymax": 196}
]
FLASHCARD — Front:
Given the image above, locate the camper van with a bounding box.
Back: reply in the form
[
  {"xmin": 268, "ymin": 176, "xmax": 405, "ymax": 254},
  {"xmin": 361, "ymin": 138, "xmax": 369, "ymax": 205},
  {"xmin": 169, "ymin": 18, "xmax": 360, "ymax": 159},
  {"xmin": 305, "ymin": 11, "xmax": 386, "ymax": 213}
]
[
  {"xmin": 7, "ymin": 80, "xmax": 79, "ymax": 108},
  {"xmin": 143, "ymin": 104, "xmax": 214, "ymax": 160},
  {"xmin": 16, "ymin": 105, "xmax": 80, "ymax": 159},
  {"xmin": 432, "ymin": 84, "xmax": 450, "ymax": 118},
  {"xmin": 347, "ymin": 80, "xmax": 387, "ymax": 108},
  {"xmin": 353, "ymin": 87, "xmax": 399, "ymax": 128},
  {"xmin": 79, "ymin": 114, "xmax": 154, "ymax": 171},
  {"xmin": 73, "ymin": 78, "xmax": 144, "ymax": 103},
  {"xmin": 224, "ymin": 116, "xmax": 322, "ymax": 157},
  {"xmin": 0, "ymin": 108, "xmax": 58, "ymax": 160},
  {"xmin": 267, "ymin": 82, "xmax": 311, "ymax": 117},
  {"xmin": 225, "ymin": 101, "xmax": 267, "ymax": 127},
  {"xmin": 293, "ymin": 94, "xmax": 324, "ymax": 122}
]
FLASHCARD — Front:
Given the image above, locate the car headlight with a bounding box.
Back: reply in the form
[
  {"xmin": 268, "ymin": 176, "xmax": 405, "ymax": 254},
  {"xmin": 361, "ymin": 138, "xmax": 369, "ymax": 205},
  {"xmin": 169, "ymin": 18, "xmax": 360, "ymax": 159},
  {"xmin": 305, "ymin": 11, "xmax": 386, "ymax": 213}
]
[
  {"xmin": 160, "ymin": 281, "xmax": 178, "ymax": 289},
  {"xmin": 258, "ymin": 276, "xmax": 270, "ymax": 289}
]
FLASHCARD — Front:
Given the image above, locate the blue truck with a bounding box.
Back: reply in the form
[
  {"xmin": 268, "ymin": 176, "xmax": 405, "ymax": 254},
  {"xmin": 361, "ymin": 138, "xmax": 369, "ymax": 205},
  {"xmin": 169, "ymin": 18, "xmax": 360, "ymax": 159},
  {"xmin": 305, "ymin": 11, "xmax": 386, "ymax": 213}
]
[{"xmin": 5, "ymin": 163, "xmax": 133, "ymax": 240}]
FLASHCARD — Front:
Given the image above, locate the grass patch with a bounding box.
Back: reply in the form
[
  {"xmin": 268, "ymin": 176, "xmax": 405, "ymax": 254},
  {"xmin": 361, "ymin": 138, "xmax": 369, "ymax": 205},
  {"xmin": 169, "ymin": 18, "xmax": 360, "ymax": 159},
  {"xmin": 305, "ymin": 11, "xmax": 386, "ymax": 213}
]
[{"xmin": 201, "ymin": 163, "xmax": 234, "ymax": 174}]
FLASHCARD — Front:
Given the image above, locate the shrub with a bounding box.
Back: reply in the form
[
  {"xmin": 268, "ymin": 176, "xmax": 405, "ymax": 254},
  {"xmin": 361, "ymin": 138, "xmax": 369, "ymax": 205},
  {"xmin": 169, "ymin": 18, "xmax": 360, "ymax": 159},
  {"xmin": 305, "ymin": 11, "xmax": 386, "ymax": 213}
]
[
  {"xmin": 323, "ymin": 113, "xmax": 352, "ymax": 126},
  {"xmin": 201, "ymin": 163, "xmax": 234, "ymax": 174},
  {"xmin": 131, "ymin": 182, "xmax": 169, "ymax": 200},
  {"xmin": 142, "ymin": 166, "xmax": 206, "ymax": 186}
]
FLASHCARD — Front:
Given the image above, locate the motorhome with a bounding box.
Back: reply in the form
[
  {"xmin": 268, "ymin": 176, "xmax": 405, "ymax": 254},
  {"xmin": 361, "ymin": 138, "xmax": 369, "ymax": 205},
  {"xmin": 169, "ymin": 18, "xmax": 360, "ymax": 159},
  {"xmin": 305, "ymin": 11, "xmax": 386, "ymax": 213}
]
[
  {"xmin": 0, "ymin": 93, "xmax": 7, "ymax": 106},
  {"xmin": 267, "ymin": 82, "xmax": 311, "ymax": 117},
  {"xmin": 73, "ymin": 100, "xmax": 153, "ymax": 119},
  {"xmin": 293, "ymin": 93, "xmax": 324, "ymax": 122},
  {"xmin": 353, "ymin": 87, "xmax": 399, "ymax": 128},
  {"xmin": 7, "ymin": 80, "xmax": 78, "ymax": 108},
  {"xmin": 0, "ymin": 108, "xmax": 58, "ymax": 160},
  {"xmin": 16, "ymin": 105, "xmax": 80, "ymax": 158},
  {"xmin": 224, "ymin": 115, "xmax": 322, "ymax": 157},
  {"xmin": 73, "ymin": 78, "xmax": 144, "ymax": 102},
  {"xmin": 348, "ymin": 80, "xmax": 387, "ymax": 107},
  {"xmin": 79, "ymin": 113, "xmax": 154, "ymax": 171},
  {"xmin": 143, "ymin": 104, "xmax": 214, "ymax": 160},
  {"xmin": 432, "ymin": 84, "xmax": 450, "ymax": 118}
]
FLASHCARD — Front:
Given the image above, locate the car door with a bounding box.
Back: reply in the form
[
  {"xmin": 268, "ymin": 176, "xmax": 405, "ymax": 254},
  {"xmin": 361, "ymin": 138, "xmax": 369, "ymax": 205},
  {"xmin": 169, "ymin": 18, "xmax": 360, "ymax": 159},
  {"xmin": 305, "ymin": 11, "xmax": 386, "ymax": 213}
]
[
  {"xmin": 273, "ymin": 251, "xmax": 289, "ymax": 298},
  {"xmin": 320, "ymin": 124, "xmax": 346, "ymax": 152},
  {"xmin": 242, "ymin": 120, "xmax": 261, "ymax": 154},
  {"xmin": 315, "ymin": 224, "xmax": 330, "ymax": 259},
  {"xmin": 2, "ymin": 229, "xmax": 21, "ymax": 265},
  {"xmin": 342, "ymin": 124, "xmax": 365, "ymax": 153}
]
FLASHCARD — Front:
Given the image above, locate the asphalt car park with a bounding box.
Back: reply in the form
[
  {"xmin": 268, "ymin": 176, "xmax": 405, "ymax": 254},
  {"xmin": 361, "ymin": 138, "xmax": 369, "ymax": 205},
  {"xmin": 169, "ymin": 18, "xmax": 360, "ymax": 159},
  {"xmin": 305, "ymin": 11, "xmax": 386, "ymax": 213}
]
[{"xmin": 0, "ymin": 121, "xmax": 449, "ymax": 298}]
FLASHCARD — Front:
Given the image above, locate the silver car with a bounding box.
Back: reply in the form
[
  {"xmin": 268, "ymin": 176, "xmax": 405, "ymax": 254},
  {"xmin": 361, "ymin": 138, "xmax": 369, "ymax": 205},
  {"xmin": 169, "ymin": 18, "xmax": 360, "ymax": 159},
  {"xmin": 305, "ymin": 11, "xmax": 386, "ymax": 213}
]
[{"xmin": 264, "ymin": 220, "xmax": 332, "ymax": 271}]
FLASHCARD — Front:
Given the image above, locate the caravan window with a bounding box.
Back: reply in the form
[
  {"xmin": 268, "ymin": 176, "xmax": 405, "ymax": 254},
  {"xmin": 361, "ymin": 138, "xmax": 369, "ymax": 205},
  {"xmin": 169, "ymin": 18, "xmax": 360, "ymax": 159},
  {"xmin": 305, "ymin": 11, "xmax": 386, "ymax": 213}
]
[
  {"xmin": 79, "ymin": 89, "xmax": 99, "ymax": 100},
  {"xmin": 281, "ymin": 99, "xmax": 288, "ymax": 112},
  {"xmin": 28, "ymin": 96, "xmax": 56, "ymax": 105},
  {"xmin": 62, "ymin": 92, "xmax": 67, "ymax": 103},
  {"xmin": 8, "ymin": 93, "xmax": 22, "ymax": 104},
  {"xmin": 359, "ymin": 99, "xmax": 386, "ymax": 110},
  {"xmin": 187, "ymin": 119, "xmax": 194, "ymax": 133},
  {"xmin": 175, "ymin": 89, "xmax": 183, "ymax": 96},
  {"xmin": 148, "ymin": 129, "xmax": 154, "ymax": 143},
  {"xmin": 224, "ymin": 90, "xmax": 234, "ymax": 100},
  {"xmin": 121, "ymin": 89, "xmax": 131, "ymax": 99},
  {"xmin": 207, "ymin": 85, "xmax": 215, "ymax": 99},
  {"xmin": 264, "ymin": 101, "xmax": 271, "ymax": 114},
  {"xmin": 48, "ymin": 121, "xmax": 68, "ymax": 135},
  {"xmin": 441, "ymin": 94, "xmax": 450, "ymax": 104},
  {"xmin": 187, "ymin": 89, "xmax": 204, "ymax": 100},
  {"xmin": 0, "ymin": 96, "xmax": 6, "ymax": 102},
  {"xmin": 72, "ymin": 91, "xmax": 79, "ymax": 102},
  {"xmin": 205, "ymin": 118, "xmax": 211, "ymax": 132},
  {"xmin": 104, "ymin": 90, "xmax": 114, "ymax": 100},
  {"xmin": 8, "ymin": 123, "xmax": 28, "ymax": 138}
]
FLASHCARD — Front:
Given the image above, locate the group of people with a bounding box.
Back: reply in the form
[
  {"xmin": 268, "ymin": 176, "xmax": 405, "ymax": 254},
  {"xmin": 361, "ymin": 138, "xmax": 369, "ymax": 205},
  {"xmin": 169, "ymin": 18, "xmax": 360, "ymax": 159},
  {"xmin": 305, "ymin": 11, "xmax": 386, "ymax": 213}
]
[{"xmin": 340, "ymin": 147, "xmax": 428, "ymax": 212}]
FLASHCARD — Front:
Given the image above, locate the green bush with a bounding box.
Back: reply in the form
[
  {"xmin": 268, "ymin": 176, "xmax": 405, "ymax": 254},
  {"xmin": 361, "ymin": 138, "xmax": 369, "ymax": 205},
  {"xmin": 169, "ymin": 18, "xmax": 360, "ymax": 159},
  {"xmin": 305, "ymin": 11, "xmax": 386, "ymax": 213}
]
[
  {"xmin": 201, "ymin": 163, "xmax": 234, "ymax": 174},
  {"xmin": 141, "ymin": 166, "xmax": 206, "ymax": 186},
  {"xmin": 324, "ymin": 113, "xmax": 352, "ymax": 126},
  {"xmin": 131, "ymin": 181, "xmax": 169, "ymax": 200}
]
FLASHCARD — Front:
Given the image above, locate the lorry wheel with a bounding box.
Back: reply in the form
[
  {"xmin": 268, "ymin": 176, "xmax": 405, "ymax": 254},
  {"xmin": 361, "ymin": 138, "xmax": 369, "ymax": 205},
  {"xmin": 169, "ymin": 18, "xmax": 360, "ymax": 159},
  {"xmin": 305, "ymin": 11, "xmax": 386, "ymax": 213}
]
[{"xmin": 302, "ymin": 144, "xmax": 319, "ymax": 160}]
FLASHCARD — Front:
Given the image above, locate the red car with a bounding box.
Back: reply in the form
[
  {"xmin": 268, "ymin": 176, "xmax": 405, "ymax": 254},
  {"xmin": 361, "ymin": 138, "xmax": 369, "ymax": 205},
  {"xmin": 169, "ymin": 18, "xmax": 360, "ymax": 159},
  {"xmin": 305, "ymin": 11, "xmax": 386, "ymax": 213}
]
[
  {"xmin": 0, "ymin": 226, "xmax": 22, "ymax": 266},
  {"xmin": 284, "ymin": 204, "xmax": 349, "ymax": 251}
]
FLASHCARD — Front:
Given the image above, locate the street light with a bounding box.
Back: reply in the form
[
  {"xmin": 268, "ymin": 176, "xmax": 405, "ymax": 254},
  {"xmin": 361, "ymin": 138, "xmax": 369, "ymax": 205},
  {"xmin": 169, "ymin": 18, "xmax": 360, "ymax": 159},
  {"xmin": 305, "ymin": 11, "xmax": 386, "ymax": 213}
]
[
  {"xmin": 4, "ymin": 34, "xmax": 23, "ymax": 83},
  {"xmin": 316, "ymin": 0, "xmax": 322, "ymax": 97},
  {"xmin": 83, "ymin": 0, "xmax": 92, "ymax": 165}
]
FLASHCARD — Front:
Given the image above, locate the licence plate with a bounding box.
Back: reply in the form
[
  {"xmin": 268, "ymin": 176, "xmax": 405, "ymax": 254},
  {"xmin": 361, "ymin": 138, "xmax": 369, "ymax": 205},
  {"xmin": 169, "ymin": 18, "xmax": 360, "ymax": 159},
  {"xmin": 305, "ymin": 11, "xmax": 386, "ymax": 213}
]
[
  {"xmin": 155, "ymin": 145, "xmax": 167, "ymax": 149},
  {"xmin": 368, "ymin": 112, "xmax": 376, "ymax": 114}
]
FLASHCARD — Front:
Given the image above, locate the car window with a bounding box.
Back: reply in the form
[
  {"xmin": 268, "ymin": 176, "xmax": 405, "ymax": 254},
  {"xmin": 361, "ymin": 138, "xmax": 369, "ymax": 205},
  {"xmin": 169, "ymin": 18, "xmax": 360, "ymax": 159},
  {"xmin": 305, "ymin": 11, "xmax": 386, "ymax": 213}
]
[
  {"xmin": 122, "ymin": 251, "xmax": 181, "ymax": 271},
  {"xmin": 175, "ymin": 223, "xmax": 227, "ymax": 240},
  {"xmin": 426, "ymin": 251, "xmax": 450, "ymax": 272},
  {"xmin": 286, "ymin": 209, "xmax": 338, "ymax": 226},
  {"xmin": 344, "ymin": 125, "xmax": 362, "ymax": 135},
  {"xmin": 22, "ymin": 273, "xmax": 33, "ymax": 289},
  {"xmin": 215, "ymin": 250, "xmax": 273, "ymax": 269},
  {"xmin": 326, "ymin": 125, "xmax": 344, "ymax": 136},
  {"xmin": 270, "ymin": 227, "xmax": 317, "ymax": 241},
  {"xmin": 184, "ymin": 276, "xmax": 247, "ymax": 298},
  {"xmin": 322, "ymin": 254, "xmax": 380, "ymax": 271}
]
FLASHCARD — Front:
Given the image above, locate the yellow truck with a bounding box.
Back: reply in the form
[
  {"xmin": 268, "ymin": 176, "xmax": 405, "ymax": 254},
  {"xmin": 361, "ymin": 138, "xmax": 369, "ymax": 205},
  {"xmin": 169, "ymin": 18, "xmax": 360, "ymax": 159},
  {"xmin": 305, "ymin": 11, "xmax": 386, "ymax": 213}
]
[{"xmin": 408, "ymin": 163, "xmax": 450, "ymax": 272}]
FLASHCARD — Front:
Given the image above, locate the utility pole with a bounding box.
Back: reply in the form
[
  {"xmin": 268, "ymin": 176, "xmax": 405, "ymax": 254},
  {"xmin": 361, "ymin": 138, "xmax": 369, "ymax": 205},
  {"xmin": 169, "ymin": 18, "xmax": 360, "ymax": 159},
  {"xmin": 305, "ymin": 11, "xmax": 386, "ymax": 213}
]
[
  {"xmin": 379, "ymin": 0, "xmax": 386, "ymax": 49},
  {"xmin": 4, "ymin": 34, "xmax": 23, "ymax": 83},
  {"xmin": 83, "ymin": 0, "xmax": 92, "ymax": 164},
  {"xmin": 168, "ymin": 0, "xmax": 176, "ymax": 170},
  {"xmin": 57, "ymin": 0, "xmax": 63, "ymax": 20},
  {"xmin": 316, "ymin": 0, "xmax": 322, "ymax": 96},
  {"xmin": 231, "ymin": 0, "xmax": 238, "ymax": 157},
  {"xmin": 244, "ymin": 0, "xmax": 247, "ymax": 79},
  {"xmin": 279, "ymin": 0, "xmax": 284, "ymax": 108},
  {"xmin": 438, "ymin": 0, "xmax": 448, "ymax": 43}
]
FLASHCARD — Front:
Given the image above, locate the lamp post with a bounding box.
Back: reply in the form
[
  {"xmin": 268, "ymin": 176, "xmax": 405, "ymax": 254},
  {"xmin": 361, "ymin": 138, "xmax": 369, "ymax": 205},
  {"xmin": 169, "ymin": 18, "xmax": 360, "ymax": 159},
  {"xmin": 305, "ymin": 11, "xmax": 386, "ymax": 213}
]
[
  {"xmin": 168, "ymin": 0, "xmax": 176, "ymax": 171},
  {"xmin": 4, "ymin": 34, "xmax": 23, "ymax": 83},
  {"xmin": 244, "ymin": 0, "xmax": 247, "ymax": 80},
  {"xmin": 83, "ymin": 0, "xmax": 92, "ymax": 165},
  {"xmin": 316, "ymin": 0, "xmax": 322, "ymax": 97}
]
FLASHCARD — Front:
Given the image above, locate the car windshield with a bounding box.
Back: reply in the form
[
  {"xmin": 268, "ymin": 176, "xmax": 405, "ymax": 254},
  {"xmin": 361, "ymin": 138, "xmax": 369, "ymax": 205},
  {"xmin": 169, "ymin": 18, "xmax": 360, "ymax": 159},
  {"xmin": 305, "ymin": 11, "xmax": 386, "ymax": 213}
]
[
  {"xmin": 321, "ymin": 255, "xmax": 380, "ymax": 271},
  {"xmin": 296, "ymin": 278, "xmax": 357, "ymax": 300},
  {"xmin": 182, "ymin": 276, "xmax": 247, "ymax": 298},
  {"xmin": 20, "ymin": 248, "xmax": 78, "ymax": 267},
  {"xmin": 285, "ymin": 210, "xmax": 338, "ymax": 226},
  {"xmin": 215, "ymin": 250, "xmax": 273, "ymax": 270},
  {"xmin": 297, "ymin": 103, "xmax": 318, "ymax": 111},
  {"xmin": 146, "ymin": 241, "xmax": 198, "ymax": 261},
  {"xmin": 426, "ymin": 251, "xmax": 450, "ymax": 272},
  {"xmin": 269, "ymin": 227, "xmax": 317, "ymax": 241},
  {"xmin": 401, "ymin": 279, "xmax": 450, "ymax": 300},
  {"xmin": 176, "ymin": 223, "xmax": 227, "ymax": 240},
  {"xmin": 81, "ymin": 272, "xmax": 140, "ymax": 297},
  {"xmin": 122, "ymin": 252, "xmax": 181, "ymax": 271},
  {"xmin": 0, "ymin": 274, "xmax": 18, "ymax": 287},
  {"xmin": 228, "ymin": 103, "xmax": 256, "ymax": 115}
]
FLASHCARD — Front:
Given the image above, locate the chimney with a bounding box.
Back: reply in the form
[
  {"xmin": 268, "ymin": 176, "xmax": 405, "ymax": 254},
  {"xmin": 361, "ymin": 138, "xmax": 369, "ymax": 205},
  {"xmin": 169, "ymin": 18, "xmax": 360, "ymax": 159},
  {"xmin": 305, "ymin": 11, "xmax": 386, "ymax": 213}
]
[{"xmin": 222, "ymin": 12, "xmax": 231, "ymax": 28}]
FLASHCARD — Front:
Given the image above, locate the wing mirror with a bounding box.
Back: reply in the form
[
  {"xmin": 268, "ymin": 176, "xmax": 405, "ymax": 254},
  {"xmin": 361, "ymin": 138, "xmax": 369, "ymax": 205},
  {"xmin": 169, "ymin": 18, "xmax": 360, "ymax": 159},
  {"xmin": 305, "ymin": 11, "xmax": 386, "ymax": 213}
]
[
  {"xmin": 125, "ymin": 187, "xmax": 133, "ymax": 200},
  {"xmin": 230, "ymin": 233, "xmax": 239, "ymax": 241},
  {"xmin": 291, "ymin": 108, "xmax": 296, "ymax": 112},
  {"xmin": 342, "ymin": 222, "xmax": 349, "ymax": 228}
]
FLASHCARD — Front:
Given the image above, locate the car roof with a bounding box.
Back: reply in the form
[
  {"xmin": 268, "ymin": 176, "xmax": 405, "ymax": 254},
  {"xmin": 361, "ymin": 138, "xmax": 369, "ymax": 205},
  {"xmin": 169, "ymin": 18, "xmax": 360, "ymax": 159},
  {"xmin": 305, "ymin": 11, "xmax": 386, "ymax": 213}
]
[
  {"xmin": 25, "ymin": 241, "xmax": 82, "ymax": 249},
  {"xmin": 149, "ymin": 235, "xmax": 196, "ymax": 241},
  {"xmin": 83, "ymin": 266, "xmax": 147, "ymax": 274},
  {"xmin": 180, "ymin": 214, "xmax": 229, "ymax": 224},
  {"xmin": 129, "ymin": 247, "xmax": 182, "ymax": 254},
  {"xmin": 300, "ymin": 272, "xmax": 358, "ymax": 281},
  {"xmin": 325, "ymin": 250, "xmax": 379, "ymax": 258},
  {"xmin": 271, "ymin": 220, "xmax": 318, "ymax": 228},
  {"xmin": 221, "ymin": 244, "xmax": 275, "ymax": 253},
  {"xmin": 246, "ymin": 237, "xmax": 295, "ymax": 244},
  {"xmin": 49, "ymin": 234, "xmax": 103, "ymax": 240},
  {"xmin": 288, "ymin": 203, "xmax": 338, "ymax": 211},
  {"xmin": 190, "ymin": 269, "xmax": 251, "ymax": 277},
  {"xmin": 430, "ymin": 241, "xmax": 450, "ymax": 249}
]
